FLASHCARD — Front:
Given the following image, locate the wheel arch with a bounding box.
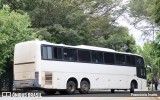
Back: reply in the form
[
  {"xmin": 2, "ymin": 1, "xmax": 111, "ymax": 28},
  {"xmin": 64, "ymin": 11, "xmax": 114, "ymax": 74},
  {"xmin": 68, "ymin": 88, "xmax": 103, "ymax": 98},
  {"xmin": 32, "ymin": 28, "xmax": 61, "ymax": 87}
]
[
  {"xmin": 67, "ymin": 77, "xmax": 78, "ymax": 89},
  {"xmin": 80, "ymin": 77, "xmax": 90, "ymax": 88},
  {"xmin": 130, "ymin": 79, "xmax": 138, "ymax": 89}
]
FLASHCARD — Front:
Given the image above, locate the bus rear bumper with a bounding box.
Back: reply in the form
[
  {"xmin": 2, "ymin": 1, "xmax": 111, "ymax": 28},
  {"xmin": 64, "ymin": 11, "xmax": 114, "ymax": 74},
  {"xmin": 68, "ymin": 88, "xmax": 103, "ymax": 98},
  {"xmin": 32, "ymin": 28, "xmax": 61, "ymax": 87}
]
[{"xmin": 14, "ymin": 79, "xmax": 41, "ymax": 89}]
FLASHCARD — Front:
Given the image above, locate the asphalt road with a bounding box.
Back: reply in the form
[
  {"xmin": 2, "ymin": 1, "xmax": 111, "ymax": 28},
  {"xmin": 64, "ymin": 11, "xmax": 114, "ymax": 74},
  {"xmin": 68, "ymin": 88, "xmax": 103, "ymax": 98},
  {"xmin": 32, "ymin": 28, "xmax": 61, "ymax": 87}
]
[
  {"xmin": 42, "ymin": 91, "xmax": 138, "ymax": 97},
  {"xmin": 39, "ymin": 90, "xmax": 160, "ymax": 100},
  {"xmin": 40, "ymin": 97, "xmax": 160, "ymax": 100},
  {"xmin": 0, "ymin": 90, "xmax": 160, "ymax": 100},
  {"xmin": 41, "ymin": 90, "xmax": 160, "ymax": 97},
  {"xmin": 33, "ymin": 91, "xmax": 160, "ymax": 100}
]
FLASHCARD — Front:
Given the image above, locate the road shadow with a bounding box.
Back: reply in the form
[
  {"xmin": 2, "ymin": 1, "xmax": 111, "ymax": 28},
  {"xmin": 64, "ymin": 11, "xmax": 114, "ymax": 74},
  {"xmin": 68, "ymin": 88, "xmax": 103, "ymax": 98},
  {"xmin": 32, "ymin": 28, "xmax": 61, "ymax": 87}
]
[{"xmin": 41, "ymin": 90, "xmax": 160, "ymax": 97}]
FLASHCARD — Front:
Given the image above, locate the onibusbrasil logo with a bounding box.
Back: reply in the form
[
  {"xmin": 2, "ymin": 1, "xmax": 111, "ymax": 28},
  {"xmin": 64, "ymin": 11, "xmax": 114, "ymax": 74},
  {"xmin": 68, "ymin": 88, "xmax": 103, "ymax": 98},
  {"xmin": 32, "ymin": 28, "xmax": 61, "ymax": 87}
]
[{"xmin": 2, "ymin": 92, "xmax": 42, "ymax": 97}]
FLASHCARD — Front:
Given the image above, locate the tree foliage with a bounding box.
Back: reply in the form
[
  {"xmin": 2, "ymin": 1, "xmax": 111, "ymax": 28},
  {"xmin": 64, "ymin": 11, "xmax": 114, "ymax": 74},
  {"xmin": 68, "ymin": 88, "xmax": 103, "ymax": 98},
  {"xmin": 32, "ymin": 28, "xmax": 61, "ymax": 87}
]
[
  {"xmin": 0, "ymin": 6, "xmax": 35, "ymax": 75},
  {"xmin": 153, "ymin": 0, "xmax": 160, "ymax": 25},
  {"xmin": 26, "ymin": 0, "xmax": 135, "ymax": 51},
  {"xmin": 128, "ymin": 0, "xmax": 156, "ymax": 23}
]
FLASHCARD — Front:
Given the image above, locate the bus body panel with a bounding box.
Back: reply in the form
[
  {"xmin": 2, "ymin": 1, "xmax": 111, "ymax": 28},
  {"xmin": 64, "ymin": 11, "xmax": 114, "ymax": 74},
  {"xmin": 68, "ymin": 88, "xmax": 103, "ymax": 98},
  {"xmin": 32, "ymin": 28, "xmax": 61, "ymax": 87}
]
[
  {"xmin": 14, "ymin": 63, "xmax": 35, "ymax": 80},
  {"xmin": 40, "ymin": 60, "xmax": 139, "ymax": 90}
]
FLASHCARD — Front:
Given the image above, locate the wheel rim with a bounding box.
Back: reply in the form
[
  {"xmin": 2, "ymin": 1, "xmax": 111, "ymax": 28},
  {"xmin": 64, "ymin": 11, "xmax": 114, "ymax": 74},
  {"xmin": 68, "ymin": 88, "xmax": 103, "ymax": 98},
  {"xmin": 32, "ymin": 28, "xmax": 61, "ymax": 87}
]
[
  {"xmin": 68, "ymin": 84, "xmax": 75, "ymax": 92},
  {"xmin": 82, "ymin": 84, "xmax": 88, "ymax": 91}
]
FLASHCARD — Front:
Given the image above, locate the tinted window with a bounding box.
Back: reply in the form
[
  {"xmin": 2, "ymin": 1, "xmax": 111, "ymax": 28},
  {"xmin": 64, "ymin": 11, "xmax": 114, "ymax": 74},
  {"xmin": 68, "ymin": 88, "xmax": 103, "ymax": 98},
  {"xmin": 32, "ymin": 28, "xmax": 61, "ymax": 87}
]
[
  {"xmin": 104, "ymin": 52, "xmax": 115, "ymax": 64},
  {"xmin": 126, "ymin": 55, "xmax": 135, "ymax": 66},
  {"xmin": 63, "ymin": 48, "xmax": 77, "ymax": 61},
  {"xmin": 130, "ymin": 56, "xmax": 136, "ymax": 65},
  {"xmin": 142, "ymin": 67, "xmax": 146, "ymax": 78},
  {"xmin": 53, "ymin": 47, "xmax": 62, "ymax": 60},
  {"xmin": 42, "ymin": 46, "xmax": 47, "ymax": 59},
  {"xmin": 91, "ymin": 51, "xmax": 103, "ymax": 63},
  {"xmin": 78, "ymin": 50, "xmax": 91, "ymax": 62},
  {"xmin": 42, "ymin": 46, "xmax": 53, "ymax": 60},
  {"xmin": 115, "ymin": 54, "xmax": 126, "ymax": 65},
  {"xmin": 47, "ymin": 47, "xmax": 52, "ymax": 59},
  {"xmin": 137, "ymin": 66, "xmax": 146, "ymax": 79},
  {"xmin": 136, "ymin": 56, "xmax": 144, "ymax": 66}
]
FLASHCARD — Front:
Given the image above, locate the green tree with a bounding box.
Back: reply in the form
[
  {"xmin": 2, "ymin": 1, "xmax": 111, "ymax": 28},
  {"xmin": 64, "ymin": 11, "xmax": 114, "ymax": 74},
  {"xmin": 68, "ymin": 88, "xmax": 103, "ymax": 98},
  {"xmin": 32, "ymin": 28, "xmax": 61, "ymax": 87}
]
[
  {"xmin": 0, "ymin": 6, "xmax": 35, "ymax": 75},
  {"xmin": 128, "ymin": 0, "xmax": 156, "ymax": 23},
  {"xmin": 27, "ymin": 0, "xmax": 135, "ymax": 51},
  {"xmin": 128, "ymin": 0, "xmax": 158, "ymax": 38},
  {"xmin": 154, "ymin": 33, "xmax": 160, "ymax": 77},
  {"xmin": 89, "ymin": 26, "xmax": 136, "ymax": 52},
  {"xmin": 0, "ymin": 0, "xmax": 136, "ymax": 52},
  {"xmin": 153, "ymin": 0, "xmax": 160, "ymax": 25}
]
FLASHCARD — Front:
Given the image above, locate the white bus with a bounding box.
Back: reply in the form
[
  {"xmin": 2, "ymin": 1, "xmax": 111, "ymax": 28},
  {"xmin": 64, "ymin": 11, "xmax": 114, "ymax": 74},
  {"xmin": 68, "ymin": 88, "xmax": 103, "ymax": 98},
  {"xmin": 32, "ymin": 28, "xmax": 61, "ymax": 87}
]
[{"xmin": 14, "ymin": 40, "xmax": 147, "ymax": 95}]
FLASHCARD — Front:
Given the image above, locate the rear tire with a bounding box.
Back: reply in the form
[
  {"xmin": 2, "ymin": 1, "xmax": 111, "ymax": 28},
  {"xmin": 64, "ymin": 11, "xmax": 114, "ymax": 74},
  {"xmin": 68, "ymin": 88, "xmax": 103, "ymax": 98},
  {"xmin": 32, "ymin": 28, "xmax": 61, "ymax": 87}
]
[
  {"xmin": 66, "ymin": 81, "xmax": 76, "ymax": 95},
  {"xmin": 79, "ymin": 80, "xmax": 90, "ymax": 94},
  {"xmin": 130, "ymin": 82, "xmax": 134, "ymax": 93},
  {"xmin": 44, "ymin": 89, "xmax": 56, "ymax": 95}
]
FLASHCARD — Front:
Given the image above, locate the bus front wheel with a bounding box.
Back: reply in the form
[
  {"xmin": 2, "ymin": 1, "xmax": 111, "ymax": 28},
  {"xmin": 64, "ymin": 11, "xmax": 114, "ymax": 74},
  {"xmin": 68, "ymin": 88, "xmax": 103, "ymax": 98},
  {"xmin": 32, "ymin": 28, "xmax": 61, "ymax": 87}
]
[
  {"xmin": 130, "ymin": 82, "xmax": 134, "ymax": 93},
  {"xmin": 79, "ymin": 80, "xmax": 90, "ymax": 94}
]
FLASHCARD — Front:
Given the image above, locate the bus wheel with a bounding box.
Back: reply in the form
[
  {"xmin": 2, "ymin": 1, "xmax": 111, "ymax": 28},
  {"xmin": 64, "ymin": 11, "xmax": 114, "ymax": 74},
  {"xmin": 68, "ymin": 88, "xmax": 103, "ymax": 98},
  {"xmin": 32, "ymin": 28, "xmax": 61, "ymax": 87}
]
[
  {"xmin": 130, "ymin": 82, "xmax": 134, "ymax": 93},
  {"xmin": 44, "ymin": 89, "xmax": 56, "ymax": 95},
  {"xmin": 79, "ymin": 80, "xmax": 90, "ymax": 94},
  {"xmin": 66, "ymin": 81, "xmax": 76, "ymax": 95},
  {"xmin": 111, "ymin": 89, "xmax": 115, "ymax": 93}
]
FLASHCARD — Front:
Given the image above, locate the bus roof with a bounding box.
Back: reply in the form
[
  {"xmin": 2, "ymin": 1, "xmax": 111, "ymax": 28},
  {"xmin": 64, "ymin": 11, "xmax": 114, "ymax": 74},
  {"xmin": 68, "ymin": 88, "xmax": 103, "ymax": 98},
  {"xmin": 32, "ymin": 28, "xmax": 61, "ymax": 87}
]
[{"xmin": 18, "ymin": 40, "xmax": 142, "ymax": 57}]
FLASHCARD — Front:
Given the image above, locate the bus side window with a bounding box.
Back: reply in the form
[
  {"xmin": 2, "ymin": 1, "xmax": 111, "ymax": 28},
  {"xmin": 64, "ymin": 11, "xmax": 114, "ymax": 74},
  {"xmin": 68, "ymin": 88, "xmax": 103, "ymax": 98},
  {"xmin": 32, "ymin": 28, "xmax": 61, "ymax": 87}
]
[
  {"xmin": 63, "ymin": 48, "xmax": 77, "ymax": 61},
  {"xmin": 53, "ymin": 47, "xmax": 62, "ymax": 60},
  {"xmin": 104, "ymin": 52, "xmax": 115, "ymax": 64},
  {"xmin": 115, "ymin": 54, "xmax": 126, "ymax": 65},
  {"xmin": 91, "ymin": 51, "xmax": 103, "ymax": 63},
  {"xmin": 130, "ymin": 56, "xmax": 135, "ymax": 66},
  {"xmin": 78, "ymin": 50, "xmax": 91, "ymax": 63},
  {"xmin": 126, "ymin": 55, "xmax": 135, "ymax": 66}
]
